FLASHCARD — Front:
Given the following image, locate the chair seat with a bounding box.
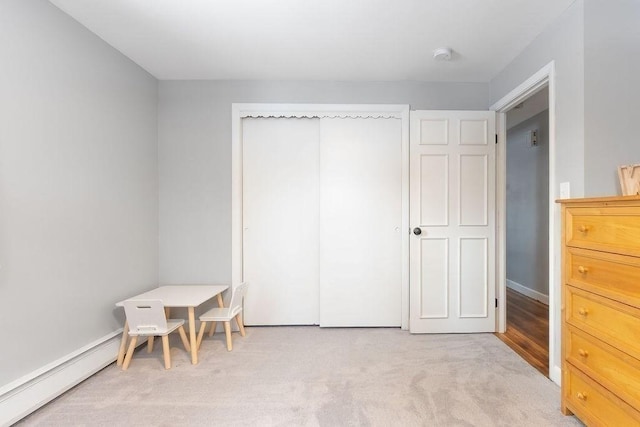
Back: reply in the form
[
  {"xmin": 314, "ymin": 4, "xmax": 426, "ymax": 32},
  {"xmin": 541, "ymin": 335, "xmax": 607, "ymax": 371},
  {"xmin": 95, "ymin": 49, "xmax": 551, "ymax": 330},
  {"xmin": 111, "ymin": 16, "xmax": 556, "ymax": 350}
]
[
  {"xmin": 128, "ymin": 319, "xmax": 185, "ymax": 336},
  {"xmin": 199, "ymin": 307, "xmax": 238, "ymax": 322}
]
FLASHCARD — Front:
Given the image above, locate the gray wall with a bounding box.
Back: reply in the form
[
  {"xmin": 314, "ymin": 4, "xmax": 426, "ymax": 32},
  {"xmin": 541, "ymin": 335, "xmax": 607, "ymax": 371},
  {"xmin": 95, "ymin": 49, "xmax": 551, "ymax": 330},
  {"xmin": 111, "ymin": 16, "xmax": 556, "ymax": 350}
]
[
  {"xmin": 490, "ymin": 0, "xmax": 585, "ymax": 198},
  {"xmin": 584, "ymin": 0, "xmax": 640, "ymax": 196},
  {"xmin": 0, "ymin": 0, "xmax": 158, "ymax": 386},
  {"xmin": 506, "ymin": 110, "xmax": 549, "ymax": 297},
  {"xmin": 158, "ymin": 80, "xmax": 490, "ymax": 283}
]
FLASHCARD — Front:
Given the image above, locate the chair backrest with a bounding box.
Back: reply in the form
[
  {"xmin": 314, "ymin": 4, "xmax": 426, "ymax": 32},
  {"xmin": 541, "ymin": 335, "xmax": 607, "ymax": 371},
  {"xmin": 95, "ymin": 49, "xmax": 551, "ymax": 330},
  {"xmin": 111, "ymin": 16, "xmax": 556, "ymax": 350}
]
[
  {"xmin": 122, "ymin": 299, "xmax": 168, "ymax": 335},
  {"xmin": 228, "ymin": 282, "xmax": 248, "ymax": 315}
]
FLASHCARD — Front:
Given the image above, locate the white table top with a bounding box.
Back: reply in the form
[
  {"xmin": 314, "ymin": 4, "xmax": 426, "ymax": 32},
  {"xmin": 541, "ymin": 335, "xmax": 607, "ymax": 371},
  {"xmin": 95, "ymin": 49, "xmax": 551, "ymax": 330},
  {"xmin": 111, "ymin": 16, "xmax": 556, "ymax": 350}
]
[{"xmin": 116, "ymin": 284, "xmax": 229, "ymax": 308}]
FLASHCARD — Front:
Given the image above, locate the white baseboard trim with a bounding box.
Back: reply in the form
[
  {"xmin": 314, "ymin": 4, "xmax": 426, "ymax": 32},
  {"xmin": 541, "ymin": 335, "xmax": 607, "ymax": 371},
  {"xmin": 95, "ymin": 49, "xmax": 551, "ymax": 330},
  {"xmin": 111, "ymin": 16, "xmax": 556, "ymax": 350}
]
[
  {"xmin": 550, "ymin": 364, "xmax": 561, "ymax": 386},
  {"xmin": 0, "ymin": 330, "xmax": 123, "ymax": 427},
  {"xmin": 506, "ymin": 279, "xmax": 549, "ymax": 305}
]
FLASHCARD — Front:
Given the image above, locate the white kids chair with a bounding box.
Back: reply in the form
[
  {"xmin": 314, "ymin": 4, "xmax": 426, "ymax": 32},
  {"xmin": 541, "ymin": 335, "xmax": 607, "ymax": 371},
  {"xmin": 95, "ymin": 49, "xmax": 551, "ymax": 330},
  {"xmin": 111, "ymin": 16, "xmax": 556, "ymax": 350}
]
[
  {"xmin": 122, "ymin": 299, "xmax": 190, "ymax": 370},
  {"xmin": 197, "ymin": 282, "xmax": 248, "ymax": 351}
]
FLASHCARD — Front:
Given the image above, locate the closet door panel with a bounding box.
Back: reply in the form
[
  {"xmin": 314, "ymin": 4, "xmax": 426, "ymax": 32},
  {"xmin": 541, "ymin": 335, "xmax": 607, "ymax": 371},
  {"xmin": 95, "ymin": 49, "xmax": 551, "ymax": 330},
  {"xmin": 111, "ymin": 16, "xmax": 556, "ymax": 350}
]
[
  {"xmin": 242, "ymin": 118, "xmax": 320, "ymax": 325},
  {"xmin": 319, "ymin": 118, "xmax": 402, "ymax": 326}
]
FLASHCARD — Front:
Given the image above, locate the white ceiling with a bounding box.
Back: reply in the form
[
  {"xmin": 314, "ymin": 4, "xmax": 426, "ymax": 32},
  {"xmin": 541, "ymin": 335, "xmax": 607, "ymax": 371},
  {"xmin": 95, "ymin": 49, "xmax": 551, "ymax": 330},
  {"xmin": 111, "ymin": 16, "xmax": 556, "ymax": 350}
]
[{"xmin": 49, "ymin": 0, "xmax": 575, "ymax": 82}]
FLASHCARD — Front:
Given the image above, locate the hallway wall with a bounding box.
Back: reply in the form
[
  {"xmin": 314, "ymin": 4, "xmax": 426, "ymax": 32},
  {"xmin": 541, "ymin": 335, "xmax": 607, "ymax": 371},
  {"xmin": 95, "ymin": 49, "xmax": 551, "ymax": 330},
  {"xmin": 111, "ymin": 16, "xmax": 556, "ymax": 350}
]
[{"xmin": 506, "ymin": 110, "xmax": 549, "ymax": 302}]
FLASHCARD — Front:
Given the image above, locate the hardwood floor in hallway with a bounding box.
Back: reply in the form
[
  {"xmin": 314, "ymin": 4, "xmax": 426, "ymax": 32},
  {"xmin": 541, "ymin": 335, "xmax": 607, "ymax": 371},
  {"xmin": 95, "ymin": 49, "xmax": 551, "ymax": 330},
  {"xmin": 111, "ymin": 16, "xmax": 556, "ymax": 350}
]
[{"xmin": 495, "ymin": 288, "xmax": 549, "ymax": 376}]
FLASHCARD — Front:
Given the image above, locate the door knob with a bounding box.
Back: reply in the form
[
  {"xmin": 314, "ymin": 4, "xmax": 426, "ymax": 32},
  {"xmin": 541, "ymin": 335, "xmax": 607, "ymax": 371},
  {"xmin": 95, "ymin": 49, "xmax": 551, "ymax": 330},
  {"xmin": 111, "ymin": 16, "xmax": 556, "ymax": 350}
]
[{"xmin": 413, "ymin": 227, "xmax": 422, "ymax": 236}]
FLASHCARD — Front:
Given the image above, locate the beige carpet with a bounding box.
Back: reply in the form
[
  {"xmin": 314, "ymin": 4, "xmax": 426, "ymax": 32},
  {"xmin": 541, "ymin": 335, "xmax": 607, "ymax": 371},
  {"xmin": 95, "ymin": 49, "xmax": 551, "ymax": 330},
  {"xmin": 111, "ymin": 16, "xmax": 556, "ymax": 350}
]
[{"xmin": 17, "ymin": 327, "xmax": 582, "ymax": 426}]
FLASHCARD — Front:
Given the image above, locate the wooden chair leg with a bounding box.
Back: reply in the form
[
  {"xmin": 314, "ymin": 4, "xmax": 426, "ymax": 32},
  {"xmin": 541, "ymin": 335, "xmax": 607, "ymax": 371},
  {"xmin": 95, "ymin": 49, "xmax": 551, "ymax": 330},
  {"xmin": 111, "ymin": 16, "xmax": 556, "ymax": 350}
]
[
  {"xmin": 147, "ymin": 336, "xmax": 155, "ymax": 353},
  {"xmin": 223, "ymin": 321, "xmax": 232, "ymax": 351},
  {"xmin": 162, "ymin": 335, "xmax": 171, "ymax": 369},
  {"xmin": 196, "ymin": 322, "xmax": 207, "ymax": 350},
  {"xmin": 208, "ymin": 321, "xmax": 217, "ymax": 337},
  {"xmin": 117, "ymin": 321, "xmax": 129, "ymax": 366},
  {"xmin": 236, "ymin": 313, "xmax": 246, "ymax": 337},
  {"xmin": 122, "ymin": 336, "xmax": 138, "ymax": 370},
  {"xmin": 178, "ymin": 325, "xmax": 191, "ymax": 352}
]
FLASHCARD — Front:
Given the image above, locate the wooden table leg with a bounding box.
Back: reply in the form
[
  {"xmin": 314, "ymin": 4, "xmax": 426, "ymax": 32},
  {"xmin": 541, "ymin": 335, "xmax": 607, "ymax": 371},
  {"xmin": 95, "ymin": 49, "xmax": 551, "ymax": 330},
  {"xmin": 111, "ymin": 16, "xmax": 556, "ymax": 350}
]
[
  {"xmin": 117, "ymin": 320, "xmax": 129, "ymax": 366},
  {"xmin": 188, "ymin": 306, "xmax": 197, "ymax": 364}
]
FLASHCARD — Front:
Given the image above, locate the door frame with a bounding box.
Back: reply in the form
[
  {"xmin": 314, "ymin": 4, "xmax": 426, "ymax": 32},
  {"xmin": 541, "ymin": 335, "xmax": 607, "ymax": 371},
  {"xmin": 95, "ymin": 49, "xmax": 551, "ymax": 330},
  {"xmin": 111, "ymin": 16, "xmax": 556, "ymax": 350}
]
[
  {"xmin": 489, "ymin": 61, "xmax": 560, "ymax": 384},
  {"xmin": 231, "ymin": 103, "xmax": 411, "ymax": 329}
]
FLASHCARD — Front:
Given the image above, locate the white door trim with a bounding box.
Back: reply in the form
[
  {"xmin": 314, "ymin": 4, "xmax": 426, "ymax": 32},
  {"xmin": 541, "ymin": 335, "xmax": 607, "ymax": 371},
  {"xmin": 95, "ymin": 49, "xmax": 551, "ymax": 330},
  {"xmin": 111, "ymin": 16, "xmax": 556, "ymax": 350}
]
[
  {"xmin": 489, "ymin": 61, "xmax": 560, "ymax": 385},
  {"xmin": 231, "ymin": 103, "xmax": 411, "ymax": 329}
]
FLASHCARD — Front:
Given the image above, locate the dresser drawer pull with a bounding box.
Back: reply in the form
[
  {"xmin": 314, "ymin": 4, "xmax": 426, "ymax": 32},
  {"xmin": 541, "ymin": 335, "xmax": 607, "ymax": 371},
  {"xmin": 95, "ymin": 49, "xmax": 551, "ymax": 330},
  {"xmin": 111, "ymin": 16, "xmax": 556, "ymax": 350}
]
[
  {"xmin": 578, "ymin": 307, "xmax": 589, "ymax": 316},
  {"xmin": 577, "ymin": 265, "xmax": 588, "ymax": 274},
  {"xmin": 578, "ymin": 225, "xmax": 590, "ymax": 233},
  {"xmin": 578, "ymin": 348, "xmax": 589, "ymax": 358},
  {"xmin": 577, "ymin": 392, "xmax": 587, "ymax": 401}
]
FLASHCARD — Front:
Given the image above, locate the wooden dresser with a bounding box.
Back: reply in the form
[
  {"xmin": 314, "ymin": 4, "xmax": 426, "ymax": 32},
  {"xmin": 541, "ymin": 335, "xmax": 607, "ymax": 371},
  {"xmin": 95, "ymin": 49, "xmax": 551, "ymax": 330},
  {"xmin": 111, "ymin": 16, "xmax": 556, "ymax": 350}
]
[{"xmin": 559, "ymin": 196, "xmax": 640, "ymax": 425}]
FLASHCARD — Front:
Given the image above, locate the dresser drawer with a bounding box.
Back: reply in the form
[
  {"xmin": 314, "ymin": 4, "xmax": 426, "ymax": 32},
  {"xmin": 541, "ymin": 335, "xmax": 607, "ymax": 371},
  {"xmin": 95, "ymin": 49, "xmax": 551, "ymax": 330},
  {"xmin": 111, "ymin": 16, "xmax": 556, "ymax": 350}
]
[
  {"xmin": 566, "ymin": 286, "xmax": 640, "ymax": 360},
  {"xmin": 567, "ymin": 325, "xmax": 640, "ymax": 409},
  {"xmin": 565, "ymin": 206, "xmax": 640, "ymax": 256},
  {"xmin": 567, "ymin": 247, "xmax": 640, "ymax": 306},
  {"xmin": 565, "ymin": 365, "xmax": 640, "ymax": 426}
]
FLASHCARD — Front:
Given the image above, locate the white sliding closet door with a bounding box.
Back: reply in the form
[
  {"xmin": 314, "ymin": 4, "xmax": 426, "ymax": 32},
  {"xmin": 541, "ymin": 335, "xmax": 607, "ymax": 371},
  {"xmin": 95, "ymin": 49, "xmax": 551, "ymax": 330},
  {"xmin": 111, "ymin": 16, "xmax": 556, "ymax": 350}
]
[
  {"xmin": 319, "ymin": 118, "xmax": 402, "ymax": 326},
  {"xmin": 242, "ymin": 118, "xmax": 320, "ymax": 325}
]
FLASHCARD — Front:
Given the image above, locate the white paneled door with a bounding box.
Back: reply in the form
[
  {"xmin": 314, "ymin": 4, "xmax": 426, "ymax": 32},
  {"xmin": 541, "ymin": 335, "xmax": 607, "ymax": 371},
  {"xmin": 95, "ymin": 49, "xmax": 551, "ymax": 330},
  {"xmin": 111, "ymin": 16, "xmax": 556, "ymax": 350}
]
[{"xmin": 409, "ymin": 111, "xmax": 496, "ymax": 333}]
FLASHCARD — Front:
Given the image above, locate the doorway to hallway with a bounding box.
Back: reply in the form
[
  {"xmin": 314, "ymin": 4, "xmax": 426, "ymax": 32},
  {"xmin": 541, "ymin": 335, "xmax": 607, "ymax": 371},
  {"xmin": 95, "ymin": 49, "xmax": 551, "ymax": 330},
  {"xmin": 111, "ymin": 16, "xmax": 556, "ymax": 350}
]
[{"xmin": 496, "ymin": 287, "xmax": 549, "ymax": 376}]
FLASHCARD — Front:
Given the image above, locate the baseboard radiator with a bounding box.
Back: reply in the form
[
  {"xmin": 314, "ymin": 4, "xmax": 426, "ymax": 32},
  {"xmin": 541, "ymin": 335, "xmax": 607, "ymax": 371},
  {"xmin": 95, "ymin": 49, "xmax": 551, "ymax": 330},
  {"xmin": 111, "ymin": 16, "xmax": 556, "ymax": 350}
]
[{"xmin": 0, "ymin": 331, "xmax": 123, "ymax": 427}]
